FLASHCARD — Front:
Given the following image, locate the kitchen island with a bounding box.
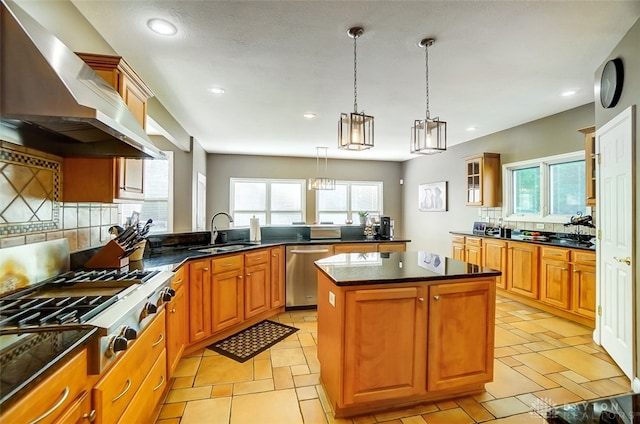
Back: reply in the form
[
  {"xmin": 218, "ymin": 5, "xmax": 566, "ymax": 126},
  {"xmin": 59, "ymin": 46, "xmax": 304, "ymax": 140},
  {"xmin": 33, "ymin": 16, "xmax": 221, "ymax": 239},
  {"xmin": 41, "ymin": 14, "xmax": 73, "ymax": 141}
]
[{"xmin": 315, "ymin": 251, "xmax": 500, "ymax": 418}]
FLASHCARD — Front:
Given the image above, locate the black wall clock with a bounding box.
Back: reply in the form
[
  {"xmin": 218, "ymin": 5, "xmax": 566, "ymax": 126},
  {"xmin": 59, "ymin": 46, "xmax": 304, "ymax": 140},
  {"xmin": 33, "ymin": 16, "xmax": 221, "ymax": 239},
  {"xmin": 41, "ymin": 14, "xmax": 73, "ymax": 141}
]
[{"xmin": 600, "ymin": 58, "xmax": 624, "ymax": 109}]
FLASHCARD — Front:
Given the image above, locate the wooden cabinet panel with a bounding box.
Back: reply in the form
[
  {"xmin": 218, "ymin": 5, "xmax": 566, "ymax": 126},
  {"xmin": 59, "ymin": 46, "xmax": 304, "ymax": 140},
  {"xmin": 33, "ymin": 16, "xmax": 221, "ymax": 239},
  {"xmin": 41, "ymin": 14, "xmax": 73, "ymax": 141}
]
[
  {"xmin": 427, "ymin": 280, "xmax": 495, "ymax": 391},
  {"xmin": 507, "ymin": 242, "xmax": 539, "ymax": 299},
  {"xmin": 464, "ymin": 153, "xmax": 500, "ymax": 206},
  {"xmin": 465, "ymin": 237, "xmax": 483, "ymax": 266},
  {"xmin": 117, "ymin": 350, "xmax": 167, "ymax": 424},
  {"xmin": 483, "ymin": 239, "xmax": 507, "ymax": 289},
  {"xmin": 188, "ymin": 259, "xmax": 212, "ymax": 343},
  {"xmin": 343, "ymin": 286, "xmax": 426, "ymax": 404},
  {"xmin": 378, "ymin": 242, "xmax": 406, "ymax": 252},
  {"xmin": 571, "ymin": 250, "xmax": 596, "ymax": 319},
  {"xmin": 452, "ymin": 242, "xmax": 465, "ymax": 261},
  {"xmin": 211, "ymin": 254, "xmax": 243, "ymax": 273},
  {"xmin": 334, "ymin": 243, "xmax": 378, "ymax": 254},
  {"xmin": 1, "ymin": 350, "xmax": 90, "ymax": 424},
  {"xmin": 270, "ymin": 247, "xmax": 285, "ymax": 309},
  {"xmin": 166, "ymin": 280, "xmax": 187, "ymax": 378},
  {"xmin": 244, "ymin": 262, "xmax": 270, "ymax": 319},
  {"xmin": 62, "ymin": 157, "xmax": 144, "ymax": 203},
  {"xmin": 212, "ymin": 268, "xmax": 244, "ymax": 332},
  {"xmin": 117, "ymin": 158, "xmax": 144, "ymax": 200},
  {"xmin": 540, "ymin": 258, "xmax": 571, "ymax": 309},
  {"xmin": 53, "ymin": 390, "xmax": 93, "ymax": 424},
  {"xmin": 579, "ymin": 126, "xmax": 596, "ymax": 206}
]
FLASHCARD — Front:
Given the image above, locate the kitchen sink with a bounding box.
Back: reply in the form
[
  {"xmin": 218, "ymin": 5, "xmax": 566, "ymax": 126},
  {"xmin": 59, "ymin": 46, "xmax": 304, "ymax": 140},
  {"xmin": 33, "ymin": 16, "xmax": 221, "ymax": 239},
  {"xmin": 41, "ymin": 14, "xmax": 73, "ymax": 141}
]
[{"xmin": 189, "ymin": 243, "xmax": 257, "ymax": 254}]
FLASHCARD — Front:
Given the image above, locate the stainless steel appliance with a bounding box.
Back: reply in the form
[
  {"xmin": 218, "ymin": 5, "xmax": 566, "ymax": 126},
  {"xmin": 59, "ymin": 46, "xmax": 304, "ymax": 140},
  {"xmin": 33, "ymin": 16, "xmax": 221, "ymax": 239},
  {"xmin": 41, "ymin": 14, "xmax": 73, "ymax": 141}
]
[
  {"xmin": 285, "ymin": 245, "xmax": 334, "ymax": 307},
  {"xmin": 0, "ymin": 268, "xmax": 174, "ymax": 374},
  {"xmin": 380, "ymin": 216, "xmax": 392, "ymax": 239}
]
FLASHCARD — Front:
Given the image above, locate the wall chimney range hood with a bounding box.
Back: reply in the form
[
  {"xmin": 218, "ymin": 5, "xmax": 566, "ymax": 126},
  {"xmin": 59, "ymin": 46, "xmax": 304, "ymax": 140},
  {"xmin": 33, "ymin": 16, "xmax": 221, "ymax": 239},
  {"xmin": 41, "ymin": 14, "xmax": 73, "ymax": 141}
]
[{"xmin": 0, "ymin": 0, "xmax": 164, "ymax": 159}]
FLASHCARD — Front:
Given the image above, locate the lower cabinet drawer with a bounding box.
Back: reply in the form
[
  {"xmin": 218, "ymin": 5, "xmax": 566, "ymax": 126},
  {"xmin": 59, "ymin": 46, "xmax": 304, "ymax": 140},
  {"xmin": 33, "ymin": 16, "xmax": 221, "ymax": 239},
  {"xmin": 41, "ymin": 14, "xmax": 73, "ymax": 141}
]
[
  {"xmin": 117, "ymin": 350, "xmax": 167, "ymax": 424},
  {"xmin": 53, "ymin": 390, "xmax": 93, "ymax": 424},
  {"xmin": 93, "ymin": 310, "xmax": 166, "ymax": 424}
]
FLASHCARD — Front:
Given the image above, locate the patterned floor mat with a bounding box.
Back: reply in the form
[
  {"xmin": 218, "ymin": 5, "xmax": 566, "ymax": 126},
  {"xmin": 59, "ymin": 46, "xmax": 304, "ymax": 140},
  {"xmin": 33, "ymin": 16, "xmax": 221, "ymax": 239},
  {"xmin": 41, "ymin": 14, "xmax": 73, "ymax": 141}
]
[{"xmin": 206, "ymin": 320, "xmax": 299, "ymax": 363}]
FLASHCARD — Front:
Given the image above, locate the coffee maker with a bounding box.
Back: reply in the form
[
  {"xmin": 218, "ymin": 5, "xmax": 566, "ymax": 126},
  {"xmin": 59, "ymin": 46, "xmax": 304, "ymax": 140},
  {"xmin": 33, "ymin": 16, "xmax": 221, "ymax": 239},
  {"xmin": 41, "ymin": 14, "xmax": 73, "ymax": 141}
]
[{"xmin": 380, "ymin": 216, "xmax": 392, "ymax": 240}]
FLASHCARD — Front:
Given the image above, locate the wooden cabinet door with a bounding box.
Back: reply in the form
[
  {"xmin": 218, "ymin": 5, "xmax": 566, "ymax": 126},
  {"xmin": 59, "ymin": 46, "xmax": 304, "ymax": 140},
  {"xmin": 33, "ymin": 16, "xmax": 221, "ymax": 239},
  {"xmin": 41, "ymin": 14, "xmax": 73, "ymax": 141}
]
[
  {"xmin": 465, "ymin": 245, "xmax": 482, "ymax": 266},
  {"xmin": 270, "ymin": 247, "xmax": 285, "ymax": 309},
  {"xmin": 116, "ymin": 158, "xmax": 144, "ymax": 201},
  {"xmin": 483, "ymin": 239, "xmax": 507, "ymax": 289},
  {"xmin": 507, "ymin": 242, "xmax": 539, "ymax": 299},
  {"xmin": 452, "ymin": 243, "xmax": 465, "ymax": 261},
  {"xmin": 334, "ymin": 243, "xmax": 378, "ymax": 254},
  {"xmin": 166, "ymin": 284, "xmax": 186, "ymax": 378},
  {"xmin": 428, "ymin": 280, "xmax": 495, "ymax": 391},
  {"xmin": 244, "ymin": 262, "xmax": 270, "ymax": 319},
  {"xmin": 212, "ymin": 268, "xmax": 244, "ymax": 332},
  {"xmin": 189, "ymin": 259, "xmax": 212, "ymax": 343},
  {"xmin": 572, "ymin": 263, "xmax": 596, "ymax": 318},
  {"xmin": 540, "ymin": 258, "xmax": 571, "ymax": 309},
  {"xmin": 117, "ymin": 350, "xmax": 167, "ymax": 424},
  {"xmin": 343, "ymin": 286, "xmax": 426, "ymax": 405},
  {"xmin": 464, "ymin": 153, "xmax": 500, "ymax": 206},
  {"xmin": 580, "ymin": 126, "xmax": 596, "ymax": 206}
]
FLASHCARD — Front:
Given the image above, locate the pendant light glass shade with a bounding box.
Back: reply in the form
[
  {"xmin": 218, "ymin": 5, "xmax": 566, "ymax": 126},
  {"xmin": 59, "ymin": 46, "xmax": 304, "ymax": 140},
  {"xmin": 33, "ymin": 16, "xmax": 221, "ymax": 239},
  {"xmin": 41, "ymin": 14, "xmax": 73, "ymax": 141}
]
[
  {"xmin": 411, "ymin": 37, "xmax": 447, "ymax": 154},
  {"xmin": 339, "ymin": 27, "xmax": 374, "ymax": 151},
  {"xmin": 308, "ymin": 147, "xmax": 336, "ymax": 190}
]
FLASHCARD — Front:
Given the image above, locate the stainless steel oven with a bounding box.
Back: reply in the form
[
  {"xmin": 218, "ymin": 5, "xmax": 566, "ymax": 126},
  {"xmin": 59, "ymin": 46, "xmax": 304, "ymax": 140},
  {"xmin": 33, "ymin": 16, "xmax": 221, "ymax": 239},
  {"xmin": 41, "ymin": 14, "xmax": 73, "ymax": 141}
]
[{"xmin": 285, "ymin": 245, "xmax": 334, "ymax": 307}]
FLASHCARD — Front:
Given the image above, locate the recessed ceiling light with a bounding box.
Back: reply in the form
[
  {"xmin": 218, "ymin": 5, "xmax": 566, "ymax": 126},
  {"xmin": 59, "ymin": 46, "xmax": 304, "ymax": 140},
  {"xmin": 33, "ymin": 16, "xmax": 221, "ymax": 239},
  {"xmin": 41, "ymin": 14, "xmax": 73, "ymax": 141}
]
[
  {"xmin": 303, "ymin": 113, "xmax": 317, "ymax": 119},
  {"xmin": 561, "ymin": 90, "xmax": 577, "ymax": 97},
  {"xmin": 466, "ymin": 126, "xmax": 477, "ymax": 131},
  {"xmin": 147, "ymin": 18, "xmax": 177, "ymax": 36},
  {"xmin": 209, "ymin": 87, "xmax": 225, "ymax": 94}
]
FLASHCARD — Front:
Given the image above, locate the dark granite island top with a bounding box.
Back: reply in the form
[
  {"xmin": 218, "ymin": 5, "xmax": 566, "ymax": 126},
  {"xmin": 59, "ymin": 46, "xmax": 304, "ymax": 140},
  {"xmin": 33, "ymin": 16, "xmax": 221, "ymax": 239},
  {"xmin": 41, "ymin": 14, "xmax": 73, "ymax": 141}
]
[{"xmin": 315, "ymin": 250, "xmax": 501, "ymax": 286}]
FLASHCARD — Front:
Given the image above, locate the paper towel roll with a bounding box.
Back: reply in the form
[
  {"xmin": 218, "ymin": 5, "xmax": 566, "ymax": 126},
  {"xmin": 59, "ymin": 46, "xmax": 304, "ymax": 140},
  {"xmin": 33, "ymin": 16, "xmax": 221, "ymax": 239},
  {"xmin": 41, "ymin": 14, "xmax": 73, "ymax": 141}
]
[{"xmin": 250, "ymin": 216, "xmax": 261, "ymax": 242}]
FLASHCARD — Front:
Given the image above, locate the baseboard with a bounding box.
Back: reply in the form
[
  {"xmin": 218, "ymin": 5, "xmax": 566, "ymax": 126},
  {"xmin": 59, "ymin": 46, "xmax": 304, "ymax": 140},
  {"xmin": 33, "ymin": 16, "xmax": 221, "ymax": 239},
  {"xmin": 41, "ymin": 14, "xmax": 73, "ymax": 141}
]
[{"xmin": 633, "ymin": 377, "xmax": 640, "ymax": 393}]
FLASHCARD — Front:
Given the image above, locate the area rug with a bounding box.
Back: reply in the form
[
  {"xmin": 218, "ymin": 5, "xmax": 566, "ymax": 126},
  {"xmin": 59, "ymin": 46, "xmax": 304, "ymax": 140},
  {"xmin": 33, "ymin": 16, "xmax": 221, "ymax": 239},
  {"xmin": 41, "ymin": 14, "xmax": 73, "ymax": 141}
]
[{"xmin": 207, "ymin": 320, "xmax": 299, "ymax": 363}]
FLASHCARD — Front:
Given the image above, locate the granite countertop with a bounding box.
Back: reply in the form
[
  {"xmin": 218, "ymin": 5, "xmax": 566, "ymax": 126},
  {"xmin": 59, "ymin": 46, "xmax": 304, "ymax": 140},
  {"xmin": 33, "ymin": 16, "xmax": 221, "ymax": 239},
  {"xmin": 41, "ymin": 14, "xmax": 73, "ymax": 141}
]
[
  {"xmin": 315, "ymin": 251, "xmax": 501, "ymax": 286},
  {"xmin": 135, "ymin": 239, "xmax": 412, "ymax": 272},
  {"xmin": 450, "ymin": 231, "xmax": 596, "ymax": 251}
]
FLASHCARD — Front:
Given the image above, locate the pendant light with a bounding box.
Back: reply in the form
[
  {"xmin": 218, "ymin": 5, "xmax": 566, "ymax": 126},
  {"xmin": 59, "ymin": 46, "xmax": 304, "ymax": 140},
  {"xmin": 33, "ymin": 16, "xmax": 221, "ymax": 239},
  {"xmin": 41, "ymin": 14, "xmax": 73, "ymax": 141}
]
[
  {"xmin": 411, "ymin": 38, "xmax": 447, "ymax": 154},
  {"xmin": 308, "ymin": 147, "xmax": 336, "ymax": 190},
  {"xmin": 338, "ymin": 27, "xmax": 374, "ymax": 151}
]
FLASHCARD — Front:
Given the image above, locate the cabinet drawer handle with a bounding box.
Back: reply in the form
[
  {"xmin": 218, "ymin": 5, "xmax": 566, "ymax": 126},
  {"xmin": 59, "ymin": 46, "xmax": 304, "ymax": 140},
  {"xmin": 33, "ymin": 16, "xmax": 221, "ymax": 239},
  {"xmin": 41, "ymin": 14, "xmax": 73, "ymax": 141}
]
[
  {"xmin": 572, "ymin": 269, "xmax": 580, "ymax": 273},
  {"xmin": 238, "ymin": 275, "xmax": 243, "ymax": 279},
  {"xmin": 246, "ymin": 273, "xmax": 251, "ymax": 277},
  {"xmin": 152, "ymin": 334, "xmax": 164, "ymax": 347},
  {"xmin": 560, "ymin": 268, "xmax": 568, "ymax": 271},
  {"xmin": 29, "ymin": 387, "xmax": 69, "ymax": 423},
  {"xmin": 418, "ymin": 297, "xmax": 424, "ymax": 302},
  {"xmin": 153, "ymin": 375, "xmax": 165, "ymax": 392},
  {"xmin": 614, "ymin": 256, "xmax": 632, "ymax": 266},
  {"xmin": 112, "ymin": 379, "xmax": 131, "ymax": 402},
  {"xmin": 83, "ymin": 409, "xmax": 96, "ymax": 422},
  {"xmin": 203, "ymin": 267, "xmax": 209, "ymax": 271},
  {"xmin": 433, "ymin": 295, "xmax": 440, "ymax": 301},
  {"xmin": 170, "ymin": 308, "xmax": 176, "ymax": 313},
  {"xmin": 174, "ymin": 278, "xmax": 183, "ymax": 284}
]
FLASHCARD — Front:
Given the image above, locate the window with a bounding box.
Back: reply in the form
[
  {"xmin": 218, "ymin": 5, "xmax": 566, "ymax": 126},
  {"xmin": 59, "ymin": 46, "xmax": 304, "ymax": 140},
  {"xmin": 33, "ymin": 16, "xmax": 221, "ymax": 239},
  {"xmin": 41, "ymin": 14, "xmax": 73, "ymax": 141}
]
[
  {"xmin": 316, "ymin": 181, "xmax": 383, "ymax": 224},
  {"xmin": 503, "ymin": 151, "xmax": 586, "ymax": 223},
  {"xmin": 119, "ymin": 152, "xmax": 173, "ymax": 233},
  {"xmin": 230, "ymin": 178, "xmax": 306, "ymax": 226}
]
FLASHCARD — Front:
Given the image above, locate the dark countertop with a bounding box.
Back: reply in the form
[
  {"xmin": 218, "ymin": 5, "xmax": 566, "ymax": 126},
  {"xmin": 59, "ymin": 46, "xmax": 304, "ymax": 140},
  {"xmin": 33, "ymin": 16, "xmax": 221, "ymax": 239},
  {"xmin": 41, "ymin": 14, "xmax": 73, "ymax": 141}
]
[
  {"xmin": 135, "ymin": 239, "xmax": 412, "ymax": 272},
  {"xmin": 450, "ymin": 231, "xmax": 596, "ymax": 252},
  {"xmin": 315, "ymin": 251, "xmax": 501, "ymax": 286}
]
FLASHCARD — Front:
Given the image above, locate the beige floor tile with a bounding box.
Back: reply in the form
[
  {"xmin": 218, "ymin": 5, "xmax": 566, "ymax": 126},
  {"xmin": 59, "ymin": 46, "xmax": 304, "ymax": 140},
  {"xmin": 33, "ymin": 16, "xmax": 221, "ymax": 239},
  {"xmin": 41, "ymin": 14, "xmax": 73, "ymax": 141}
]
[
  {"xmin": 435, "ymin": 400, "xmax": 458, "ymax": 410},
  {"xmin": 482, "ymin": 396, "xmax": 531, "ymax": 418},
  {"xmin": 273, "ymin": 366, "xmax": 295, "ymax": 389},
  {"xmin": 516, "ymin": 393, "xmax": 550, "ymax": 415},
  {"xmin": 184, "ymin": 348, "xmax": 205, "ymax": 357},
  {"xmin": 294, "ymin": 372, "xmax": 320, "ymax": 387},
  {"xmin": 173, "ymin": 356, "xmax": 201, "ymax": 378},
  {"xmin": 298, "ymin": 332, "xmax": 317, "ymax": 347},
  {"xmin": 494, "ymin": 327, "xmax": 530, "ymax": 347},
  {"xmin": 499, "ymin": 356, "xmax": 522, "ymax": 368},
  {"xmin": 558, "ymin": 370, "xmax": 589, "ymax": 384},
  {"xmin": 533, "ymin": 387, "xmax": 582, "ymax": 406},
  {"xmin": 300, "ymin": 398, "xmax": 329, "ymax": 424},
  {"xmin": 510, "ymin": 328, "xmax": 541, "ymax": 342},
  {"xmin": 233, "ymin": 378, "xmax": 274, "ymax": 395},
  {"xmin": 540, "ymin": 347, "xmax": 623, "ymax": 380},
  {"xmin": 255, "ymin": 358, "xmax": 274, "ymax": 379},
  {"xmin": 581, "ymin": 378, "xmax": 632, "ymax": 397},
  {"xmin": 255, "ymin": 349, "xmax": 271, "ymax": 360},
  {"xmin": 421, "ymin": 407, "xmax": 474, "ymax": 424},
  {"xmin": 485, "ymin": 360, "xmax": 544, "ymax": 398},
  {"xmin": 373, "ymin": 404, "xmax": 438, "ymax": 422},
  {"xmin": 156, "ymin": 419, "xmax": 180, "ymax": 424},
  {"xmin": 171, "ymin": 376, "xmax": 195, "ymax": 389},
  {"xmin": 212, "ymin": 384, "xmax": 233, "ymax": 397},
  {"xmin": 400, "ymin": 416, "xmax": 427, "ymax": 424},
  {"xmin": 194, "ymin": 355, "xmax": 253, "ymax": 386},
  {"xmin": 352, "ymin": 415, "xmax": 377, "ymax": 424},
  {"xmin": 304, "ymin": 346, "xmax": 321, "ymax": 373},
  {"xmin": 230, "ymin": 388, "xmax": 303, "ymax": 424},
  {"xmin": 297, "ymin": 385, "xmax": 319, "ymax": 400},
  {"xmin": 531, "ymin": 318, "xmax": 592, "ymax": 337},
  {"xmin": 593, "ymin": 352, "xmax": 619, "ymax": 365},
  {"xmin": 574, "ymin": 344, "xmax": 600, "ymax": 354},
  {"xmin": 181, "ymin": 397, "xmax": 231, "ymax": 424},
  {"xmin": 512, "ymin": 352, "xmax": 567, "ymax": 374},
  {"xmin": 611, "ymin": 376, "xmax": 632, "ymax": 389},
  {"xmin": 271, "ymin": 347, "xmax": 307, "ymax": 367},
  {"xmin": 455, "ymin": 396, "xmax": 495, "ymax": 422},
  {"xmin": 291, "ymin": 364, "xmax": 311, "ymax": 375},
  {"xmin": 511, "ymin": 345, "xmax": 533, "ymax": 354},
  {"xmin": 494, "ymin": 346, "xmax": 519, "ymax": 357},
  {"xmin": 483, "ymin": 412, "xmax": 546, "ymax": 423},
  {"xmin": 158, "ymin": 402, "xmax": 186, "ymax": 419},
  {"xmin": 545, "ymin": 373, "xmax": 600, "ymax": 400},
  {"xmin": 272, "ymin": 340, "xmax": 303, "ymax": 350},
  {"xmin": 202, "ymin": 347, "xmax": 218, "ymax": 356},
  {"xmin": 473, "ymin": 391, "xmax": 495, "ymax": 402},
  {"xmin": 166, "ymin": 386, "xmax": 213, "ymax": 403},
  {"xmin": 316, "ymin": 384, "xmax": 332, "ymax": 413},
  {"xmin": 558, "ymin": 335, "xmax": 591, "ymax": 346},
  {"xmin": 522, "ymin": 341, "xmax": 559, "ymax": 352},
  {"xmin": 512, "ymin": 365, "xmax": 560, "ymax": 389}
]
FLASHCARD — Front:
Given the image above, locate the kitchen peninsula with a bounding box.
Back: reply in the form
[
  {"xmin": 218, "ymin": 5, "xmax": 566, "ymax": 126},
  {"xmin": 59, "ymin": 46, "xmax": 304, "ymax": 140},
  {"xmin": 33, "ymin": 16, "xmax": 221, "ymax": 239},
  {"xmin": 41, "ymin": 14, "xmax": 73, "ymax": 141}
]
[{"xmin": 315, "ymin": 251, "xmax": 501, "ymax": 418}]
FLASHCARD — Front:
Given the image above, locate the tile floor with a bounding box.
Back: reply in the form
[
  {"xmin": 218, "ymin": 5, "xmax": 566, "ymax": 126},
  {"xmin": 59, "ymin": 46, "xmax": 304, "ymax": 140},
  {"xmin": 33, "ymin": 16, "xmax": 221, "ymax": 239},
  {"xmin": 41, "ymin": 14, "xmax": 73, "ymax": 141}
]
[{"xmin": 155, "ymin": 296, "xmax": 631, "ymax": 424}]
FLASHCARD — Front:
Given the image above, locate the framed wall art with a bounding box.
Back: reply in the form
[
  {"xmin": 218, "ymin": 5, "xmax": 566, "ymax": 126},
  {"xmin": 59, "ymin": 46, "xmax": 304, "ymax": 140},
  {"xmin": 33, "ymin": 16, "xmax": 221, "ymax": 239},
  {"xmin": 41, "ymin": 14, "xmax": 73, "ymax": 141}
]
[{"xmin": 418, "ymin": 181, "xmax": 447, "ymax": 212}]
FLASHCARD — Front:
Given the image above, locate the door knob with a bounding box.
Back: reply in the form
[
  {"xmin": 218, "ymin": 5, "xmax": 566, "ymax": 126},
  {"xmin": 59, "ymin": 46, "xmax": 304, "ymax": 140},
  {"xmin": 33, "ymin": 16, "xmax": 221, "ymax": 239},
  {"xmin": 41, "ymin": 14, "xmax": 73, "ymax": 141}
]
[{"xmin": 614, "ymin": 256, "xmax": 632, "ymax": 266}]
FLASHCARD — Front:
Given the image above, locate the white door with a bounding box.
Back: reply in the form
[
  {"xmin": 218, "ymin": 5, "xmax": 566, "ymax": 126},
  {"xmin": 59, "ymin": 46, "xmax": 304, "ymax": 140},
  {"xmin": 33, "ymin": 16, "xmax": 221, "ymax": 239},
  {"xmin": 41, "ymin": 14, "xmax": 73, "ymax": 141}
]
[{"xmin": 595, "ymin": 105, "xmax": 635, "ymax": 380}]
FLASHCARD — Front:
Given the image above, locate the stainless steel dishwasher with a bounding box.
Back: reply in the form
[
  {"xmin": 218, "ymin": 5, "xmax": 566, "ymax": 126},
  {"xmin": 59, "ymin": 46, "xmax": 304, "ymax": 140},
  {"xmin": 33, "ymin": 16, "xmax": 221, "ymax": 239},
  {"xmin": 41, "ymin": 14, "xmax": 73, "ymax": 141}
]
[{"xmin": 285, "ymin": 244, "xmax": 335, "ymax": 307}]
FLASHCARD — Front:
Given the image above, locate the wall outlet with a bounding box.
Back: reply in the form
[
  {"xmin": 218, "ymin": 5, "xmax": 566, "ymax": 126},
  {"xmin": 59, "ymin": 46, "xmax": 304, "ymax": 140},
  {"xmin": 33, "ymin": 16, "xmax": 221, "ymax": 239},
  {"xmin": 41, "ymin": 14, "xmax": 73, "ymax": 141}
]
[
  {"xmin": 329, "ymin": 291, "xmax": 336, "ymax": 307},
  {"xmin": 535, "ymin": 223, "xmax": 545, "ymax": 230}
]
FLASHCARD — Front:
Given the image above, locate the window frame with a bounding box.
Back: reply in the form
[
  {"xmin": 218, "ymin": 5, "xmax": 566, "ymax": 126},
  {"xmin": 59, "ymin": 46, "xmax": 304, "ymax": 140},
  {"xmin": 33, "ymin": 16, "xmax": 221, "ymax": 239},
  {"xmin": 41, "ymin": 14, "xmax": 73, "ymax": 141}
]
[
  {"xmin": 315, "ymin": 180, "xmax": 384, "ymax": 223},
  {"xmin": 502, "ymin": 151, "xmax": 587, "ymax": 224},
  {"xmin": 229, "ymin": 178, "xmax": 306, "ymax": 226}
]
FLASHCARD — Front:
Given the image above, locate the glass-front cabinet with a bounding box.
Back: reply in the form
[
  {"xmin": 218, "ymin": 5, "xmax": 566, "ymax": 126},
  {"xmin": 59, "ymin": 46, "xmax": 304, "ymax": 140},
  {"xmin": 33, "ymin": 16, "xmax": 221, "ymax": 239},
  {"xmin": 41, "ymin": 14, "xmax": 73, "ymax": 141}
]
[
  {"xmin": 464, "ymin": 153, "xmax": 501, "ymax": 206},
  {"xmin": 579, "ymin": 126, "xmax": 596, "ymax": 207}
]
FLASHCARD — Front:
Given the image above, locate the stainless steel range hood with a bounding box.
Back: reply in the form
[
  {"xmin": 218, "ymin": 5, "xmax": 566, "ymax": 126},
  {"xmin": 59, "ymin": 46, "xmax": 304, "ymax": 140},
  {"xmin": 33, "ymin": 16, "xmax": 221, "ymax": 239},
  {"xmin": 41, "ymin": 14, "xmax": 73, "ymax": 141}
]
[{"xmin": 0, "ymin": 0, "xmax": 164, "ymax": 159}]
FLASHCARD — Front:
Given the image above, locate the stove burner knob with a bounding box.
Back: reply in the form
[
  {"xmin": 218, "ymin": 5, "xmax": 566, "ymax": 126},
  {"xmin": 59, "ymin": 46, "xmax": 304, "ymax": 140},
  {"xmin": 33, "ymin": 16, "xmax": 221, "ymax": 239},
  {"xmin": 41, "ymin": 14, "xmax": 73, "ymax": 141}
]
[
  {"xmin": 141, "ymin": 302, "xmax": 158, "ymax": 319},
  {"xmin": 106, "ymin": 336, "xmax": 128, "ymax": 357},
  {"xmin": 122, "ymin": 327, "xmax": 137, "ymax": 340},
  {"xmin": 162, "ymin": 288, "xmax": 176, "ymax": 302}
]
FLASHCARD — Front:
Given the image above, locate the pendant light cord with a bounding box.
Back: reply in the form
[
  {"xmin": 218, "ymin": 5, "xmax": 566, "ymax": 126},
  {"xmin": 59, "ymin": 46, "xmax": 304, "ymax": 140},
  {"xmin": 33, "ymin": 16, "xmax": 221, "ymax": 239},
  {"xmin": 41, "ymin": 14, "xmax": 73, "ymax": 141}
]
[
  {"xmin": 425, "ymin": 42, "xmax": 430, "ymax": 120},
  {"xmin": 353, "ymin": 34, "xmax": 358, "ymax": 114}
]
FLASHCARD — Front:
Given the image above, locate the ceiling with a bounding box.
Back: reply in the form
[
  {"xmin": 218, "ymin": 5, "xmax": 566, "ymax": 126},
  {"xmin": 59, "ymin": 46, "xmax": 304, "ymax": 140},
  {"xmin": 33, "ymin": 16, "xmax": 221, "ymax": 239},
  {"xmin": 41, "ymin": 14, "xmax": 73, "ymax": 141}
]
[{"xmin": 68, "ymin": 1, "xmax": 640, "ymax": 162}]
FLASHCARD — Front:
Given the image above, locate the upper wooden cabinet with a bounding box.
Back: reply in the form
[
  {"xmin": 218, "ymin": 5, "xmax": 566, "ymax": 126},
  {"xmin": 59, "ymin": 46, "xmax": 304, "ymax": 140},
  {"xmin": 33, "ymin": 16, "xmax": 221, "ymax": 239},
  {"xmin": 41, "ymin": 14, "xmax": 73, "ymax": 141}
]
[
  {"xmin": 579, "ymin": 126, "xmax": 596, "ymax": 207},
  {"xmin": 464, "ymin": 153, "xmax": 501, "ymax": 206},
  {"xmin": 63, "ymin": 157, "xmax": 144, "ymax": 202},
  {"xmin": 76, "ymin": 53, "xmax": 154, "ymax": 129}
]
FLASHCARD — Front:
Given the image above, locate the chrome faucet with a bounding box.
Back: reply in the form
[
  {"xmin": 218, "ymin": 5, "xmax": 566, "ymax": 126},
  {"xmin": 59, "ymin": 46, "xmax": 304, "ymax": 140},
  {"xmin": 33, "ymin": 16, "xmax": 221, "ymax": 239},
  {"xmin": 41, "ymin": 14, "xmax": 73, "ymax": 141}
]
[{"xmin": 211, "ymin": 212, "xmax": 234, "ymax": 244}]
